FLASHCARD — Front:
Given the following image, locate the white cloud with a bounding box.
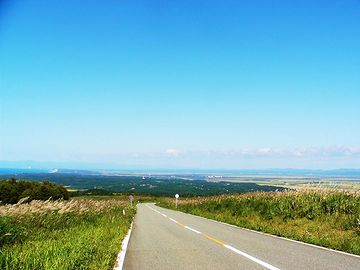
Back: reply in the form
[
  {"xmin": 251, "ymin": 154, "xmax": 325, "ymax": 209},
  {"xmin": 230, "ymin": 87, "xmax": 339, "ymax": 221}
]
[
  {"xmin": 182, "ymin": 146, "xmax": 360, "ymax": 158},
  {"xmin": 165, "ymin": 148, "xmax": 179, "ymax": 157},
  {"xmin": 256, "ymin": 148, "xmax": 272, "ymax": 154}
]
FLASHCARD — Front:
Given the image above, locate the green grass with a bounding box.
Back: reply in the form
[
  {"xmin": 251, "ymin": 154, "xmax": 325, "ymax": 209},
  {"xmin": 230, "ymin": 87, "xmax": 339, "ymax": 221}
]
[
  {"xmin": 0, "ymin": 199, "xmax": 136, "ymax": 270},
  {"xmin": 157, "ymin": 190, "xmax": 360, "ymax": 255}
]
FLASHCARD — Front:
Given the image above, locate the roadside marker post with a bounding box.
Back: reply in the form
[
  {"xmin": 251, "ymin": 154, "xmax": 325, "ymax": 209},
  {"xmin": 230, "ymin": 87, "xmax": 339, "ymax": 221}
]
[
  {"xmin": 175, "ymin": 194, "xmax": 179, "ymax": 208},
  {"xmin": 129, "ymin": 195, "xmax": 134, "ymax": 206}
]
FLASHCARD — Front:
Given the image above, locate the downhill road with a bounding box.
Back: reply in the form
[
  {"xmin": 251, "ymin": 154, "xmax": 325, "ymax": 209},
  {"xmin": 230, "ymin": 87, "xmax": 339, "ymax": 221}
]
[{"xmin": 123, "ymin": 203, "xmax": 360, "ymax": 270}]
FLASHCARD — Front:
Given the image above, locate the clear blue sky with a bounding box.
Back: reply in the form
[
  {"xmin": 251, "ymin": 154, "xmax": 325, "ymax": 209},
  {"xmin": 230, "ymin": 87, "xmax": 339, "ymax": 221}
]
[{"xmin": 1, "ymin": 0, "xmax": 360, "ymax": 169}]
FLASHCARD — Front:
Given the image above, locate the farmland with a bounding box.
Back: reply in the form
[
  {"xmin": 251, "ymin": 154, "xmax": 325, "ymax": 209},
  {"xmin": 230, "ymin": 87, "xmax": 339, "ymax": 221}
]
[{"xmin": 220, "ymin": 176, "xmax": 360, "ymax": 192}]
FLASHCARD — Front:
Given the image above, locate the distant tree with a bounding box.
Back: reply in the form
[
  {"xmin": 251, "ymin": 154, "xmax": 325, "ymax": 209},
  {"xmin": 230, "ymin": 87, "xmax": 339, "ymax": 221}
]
[{"xmin": 0, "ymin": 179, "xmax": 69, "ymax": 204}]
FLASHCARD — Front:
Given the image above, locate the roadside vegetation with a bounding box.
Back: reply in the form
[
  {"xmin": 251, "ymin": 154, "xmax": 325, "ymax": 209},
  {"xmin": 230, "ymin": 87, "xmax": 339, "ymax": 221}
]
[
  {"xmin": 0, "ymin": 197, "xmax": 135, "ymax": 269},
  {"xmin": 0, "ymin": 178, "xmax": 69, "ymax": 204},
  {"xmin": 158, "ymin": 190, "xmax": 360, "ymax": 255}
]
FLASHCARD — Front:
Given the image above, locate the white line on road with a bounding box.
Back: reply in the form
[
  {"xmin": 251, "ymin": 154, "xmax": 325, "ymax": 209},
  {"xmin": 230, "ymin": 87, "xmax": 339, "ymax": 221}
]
[
  {"xmin": 224, "ymin": 244, "xmax": 280, "ymax": 270},
  {"xmin": 184, "ymin": 226, "xmax": 202, "ymax": 234},
  {"xmin": 149, "ymin": 204, "xmax": 281, "ymax": 270},
  {"xmin": 114, "ymin": 222, "xmax": 133, "ymax": 270},
  {"xmin": 167, "ymin": 205, "xmax": 360, "ymax": 259},
  {"xmin": 161, "ymin": 213, "xmax": 167, "ymax": 217}
]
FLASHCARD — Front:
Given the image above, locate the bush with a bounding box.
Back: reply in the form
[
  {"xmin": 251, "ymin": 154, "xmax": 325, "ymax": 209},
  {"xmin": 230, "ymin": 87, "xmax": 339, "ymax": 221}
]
[{"xmin": 0, "ymin": 179, "xmax": 69, "ymax": 204}]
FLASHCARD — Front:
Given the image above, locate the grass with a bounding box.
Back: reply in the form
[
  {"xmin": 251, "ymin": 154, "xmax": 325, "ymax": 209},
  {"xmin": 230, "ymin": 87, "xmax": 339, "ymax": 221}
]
[
  {"xmin": 157, "ymin": 190, "xmax": 360, "ymax": 255},
  {"xmin": 0, "ymin": 198, "xmax": 136, "ymax": 270}
]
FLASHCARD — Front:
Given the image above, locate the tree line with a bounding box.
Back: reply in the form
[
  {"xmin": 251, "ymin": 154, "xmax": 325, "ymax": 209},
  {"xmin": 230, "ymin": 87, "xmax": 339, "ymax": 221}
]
[{"xmin": 0, "ymin": 178, "xmax": 69, "ymax": 204}]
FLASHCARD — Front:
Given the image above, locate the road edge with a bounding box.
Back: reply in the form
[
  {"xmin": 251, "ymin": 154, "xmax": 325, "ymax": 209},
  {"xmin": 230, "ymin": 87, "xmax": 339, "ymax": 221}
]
[
  {"xmin": 113, "ymin": 222, "xmax": 133, "ymax": 270},
  {"xmin": 154, "ymin": 203, "xmax": 360, "ymax": 259}
]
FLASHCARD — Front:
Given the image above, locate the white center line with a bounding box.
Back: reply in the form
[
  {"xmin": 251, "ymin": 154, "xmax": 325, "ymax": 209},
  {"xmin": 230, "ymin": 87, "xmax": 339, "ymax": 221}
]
[
  {"xmin": 169, "ymin": 218, "xmax": 177, "ymax": 223},
  {"xmin": 184, "ymin": 226, "xmax": 201, "ymax": 234},
  {"xmin": 224, "ymin": 244, "xmax": 280, "ymax": 270},
  {"xmin": 148, "ymin": 205, "xmax": 280, "ymax": 270}
]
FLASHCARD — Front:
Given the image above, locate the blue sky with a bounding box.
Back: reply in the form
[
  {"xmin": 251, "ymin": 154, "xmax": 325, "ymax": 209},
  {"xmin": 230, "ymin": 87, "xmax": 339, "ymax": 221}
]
[{"xmin": 1, "ymin": 0, "xmax": 360, "ymax": 169}]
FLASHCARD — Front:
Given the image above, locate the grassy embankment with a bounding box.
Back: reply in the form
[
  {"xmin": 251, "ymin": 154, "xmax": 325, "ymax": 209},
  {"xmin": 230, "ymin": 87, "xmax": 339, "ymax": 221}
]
[
  {"xmin": 0, "ymin": 197, "xmax": 136, "ymax": 270},
  {"xmin": 158, "ymin": 190, "xmax": 360, "ymax": 255}
]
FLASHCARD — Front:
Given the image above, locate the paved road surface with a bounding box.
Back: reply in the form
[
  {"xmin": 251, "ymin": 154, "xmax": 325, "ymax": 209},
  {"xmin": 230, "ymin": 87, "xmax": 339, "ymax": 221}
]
[{"xmin": 123, "ymin": 203, "xmax": 360, "ymax": 270}]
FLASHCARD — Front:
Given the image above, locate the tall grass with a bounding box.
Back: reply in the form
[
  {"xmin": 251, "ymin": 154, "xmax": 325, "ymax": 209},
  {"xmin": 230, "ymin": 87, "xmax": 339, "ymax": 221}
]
[
  {"xmin": 158, "ymin": 190, "xmax": 360, "ymax": 255},
  {"xmin": 0, "ymin": 198, "xmax": 135, "ymax": 270}
]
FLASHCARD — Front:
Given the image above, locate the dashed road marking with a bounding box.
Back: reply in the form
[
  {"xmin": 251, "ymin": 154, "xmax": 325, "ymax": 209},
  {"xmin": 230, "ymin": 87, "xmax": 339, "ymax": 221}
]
[
  {"xmin": 184, "ymin": 226, "xmax": 201, "ymax": 234},
  {"xmin": 169, "ymin": 217, "xmax": 177, "ymax": 223},
  {"xmin": 203, "ymin": 233, "xmax": 225, "ymax": 246},
  {"xmin": 224, "ymin": 244, "xmax": 280, "ymax": 270},
  {"xmin": 146, "ymin": 204, "xmax": 280, "ymax": 270}
]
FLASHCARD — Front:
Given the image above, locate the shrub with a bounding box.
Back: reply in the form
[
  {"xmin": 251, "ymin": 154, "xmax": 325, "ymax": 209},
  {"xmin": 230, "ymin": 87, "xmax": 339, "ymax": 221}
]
[{"xmin": 0, "ymin": 179, "xmax": 69, "ymax": 204}]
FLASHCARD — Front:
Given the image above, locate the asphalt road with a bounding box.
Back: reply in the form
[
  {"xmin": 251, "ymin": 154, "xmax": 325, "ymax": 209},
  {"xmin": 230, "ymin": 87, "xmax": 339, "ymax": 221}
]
[{"xmin": 123, "ymin": 203, "xmax": 360, "ymax": 270}]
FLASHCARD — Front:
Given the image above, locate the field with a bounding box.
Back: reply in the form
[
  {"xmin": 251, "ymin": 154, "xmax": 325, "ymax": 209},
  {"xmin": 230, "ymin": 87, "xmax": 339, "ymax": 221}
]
[
  {"xmin": 216, "ymin": 176, "xmax": 360, "ymax": 192},
  {"xmin": 0, "ymin": 197, "xmax": 135, "ymax": 270},
  {"xmin": 158, "ymin": 190, "xmax": 360, "ymax": 255},
  {"xmin": 1, "ymin": 173, "xmax": 285, "ymax": 196}
]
